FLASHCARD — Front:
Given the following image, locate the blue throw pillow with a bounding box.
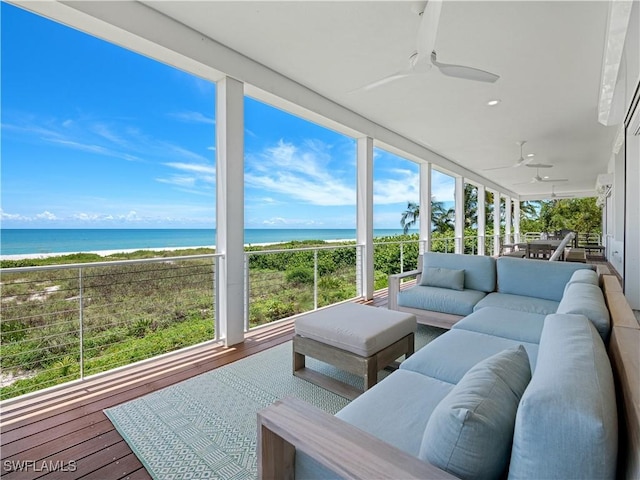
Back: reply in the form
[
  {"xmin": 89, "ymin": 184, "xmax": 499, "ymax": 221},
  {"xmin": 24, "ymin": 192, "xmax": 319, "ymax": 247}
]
[
  {"xmin": 419, "ymin": 267, "xmax": 465, "ymax": 290},
  {"xmin": 419, "ymin": 345, "xmax": 531, "ymax": 480}
]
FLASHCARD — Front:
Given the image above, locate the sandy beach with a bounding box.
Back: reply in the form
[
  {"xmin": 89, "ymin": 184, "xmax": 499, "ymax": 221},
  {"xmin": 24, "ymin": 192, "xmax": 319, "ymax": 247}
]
[{"xmin": 0, "ymin": 238, "xmax": 357, "ymax": 261}]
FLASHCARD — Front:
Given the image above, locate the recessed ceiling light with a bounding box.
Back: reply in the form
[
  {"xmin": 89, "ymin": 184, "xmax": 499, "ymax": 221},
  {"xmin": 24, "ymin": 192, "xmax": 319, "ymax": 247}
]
[
  {"xmin": 486, "ymin": 99, "xmax": 501, "ymax": 106},
  {"xmin": 526, "ymin": 153, "xmax": 535, "ymax": 158}
]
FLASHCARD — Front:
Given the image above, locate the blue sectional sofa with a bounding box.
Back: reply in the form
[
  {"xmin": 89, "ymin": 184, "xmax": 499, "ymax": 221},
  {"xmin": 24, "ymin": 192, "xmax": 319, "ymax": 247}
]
[
  {"xmin": 287, "ymin": 254, "xmax": 618, "ymax": 479},
  {"xmin": 388, "ymin": 252, "xmax": 605, "ymax": 331}
]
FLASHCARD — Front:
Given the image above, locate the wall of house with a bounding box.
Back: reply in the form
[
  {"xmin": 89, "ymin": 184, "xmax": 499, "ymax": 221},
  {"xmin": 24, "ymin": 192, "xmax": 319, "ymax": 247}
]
[
  {"xmin": 607, "ymin": 1, "xmax": 640, "ymax": 308},
  {"xmin": 626, "ymin": 104, "xmax": 640, "ymax": 309}
]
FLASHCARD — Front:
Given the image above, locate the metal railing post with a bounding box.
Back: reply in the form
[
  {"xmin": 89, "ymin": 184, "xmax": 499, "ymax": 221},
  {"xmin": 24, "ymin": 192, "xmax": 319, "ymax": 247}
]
[
  {"xmin": 79, "ymin": 267, "xmax": 84, "ymax": 380},
  {"xmin": 243, "ymin": 254, "xmax": 250, "ymax": 332},
  {"xmin": 214, "ymin": 256, "xmax": 220, "ymax": 339},
  {"xmin": 313, "ymin": 249, "xmax": 318, "ymax": 310},
  {"xmin": 356, "ymin": 244, "xmax": 363, "ymax": 298},
  {"xmin": 400, "ymin": 242, "xmax": 404, "ymax": 273}
]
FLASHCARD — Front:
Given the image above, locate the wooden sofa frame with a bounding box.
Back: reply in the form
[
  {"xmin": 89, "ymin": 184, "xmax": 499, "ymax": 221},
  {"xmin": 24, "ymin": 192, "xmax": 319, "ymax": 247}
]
[{"xmin": 257, "ymin": 274, "xmax": 640, "ymax": 480}]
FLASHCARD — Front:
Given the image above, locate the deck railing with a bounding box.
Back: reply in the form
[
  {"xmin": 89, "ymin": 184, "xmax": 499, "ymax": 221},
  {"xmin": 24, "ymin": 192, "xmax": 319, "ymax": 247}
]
[
  {"xmin": 1, "ymin": 235, "xmax": 513, "ymax": 400},
  {"xmin": 0, "ymin": 254, "xmax": 222, "ymax": 400},
  {"xmin": 244, "ymin": 244, "xmax": 362, "ymax": 330}
]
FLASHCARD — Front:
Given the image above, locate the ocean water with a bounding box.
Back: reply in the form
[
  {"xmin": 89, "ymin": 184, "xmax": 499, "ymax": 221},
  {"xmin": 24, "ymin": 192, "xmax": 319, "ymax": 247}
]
[{"xmin": 0, "ymin": 229, "xmax": 411, "ymax": 256}]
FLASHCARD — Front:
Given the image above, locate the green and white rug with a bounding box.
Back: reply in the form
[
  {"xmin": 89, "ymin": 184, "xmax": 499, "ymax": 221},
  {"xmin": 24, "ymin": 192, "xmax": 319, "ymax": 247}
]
[{"xmin": 105, "ymin": 325, "xmax": 443, "ymax": 479}]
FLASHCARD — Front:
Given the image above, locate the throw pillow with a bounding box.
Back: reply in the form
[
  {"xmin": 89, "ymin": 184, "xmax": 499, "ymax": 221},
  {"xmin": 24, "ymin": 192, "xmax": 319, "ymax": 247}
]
[
  {"xmin": 419, "ymin": 267, "xmax": 465, "ymax": 290},
  {"xmin": 419, "ymin": 345, "xmax": 531, "ymax": 480}
]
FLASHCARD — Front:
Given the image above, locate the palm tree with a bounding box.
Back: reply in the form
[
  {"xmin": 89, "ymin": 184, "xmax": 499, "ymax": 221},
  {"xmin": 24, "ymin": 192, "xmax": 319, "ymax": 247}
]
[
  {"xmin": 400, "ymin": 201, "xmax": 455, "ymax": 234},
  {"xmin": 400, "ymin": 202, "xmax": 419, "ymax": 234},
  {"xmin": 432, "ymin": 202, "xmax": 455, "ymax": 232}
]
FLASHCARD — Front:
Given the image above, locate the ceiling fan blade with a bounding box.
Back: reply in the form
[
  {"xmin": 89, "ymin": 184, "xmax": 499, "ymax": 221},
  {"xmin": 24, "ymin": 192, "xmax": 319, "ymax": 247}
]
[
  {"xmin": 431, "ymin": 52, "xmax": 500, "ymax": 83},
  {"xmin": 525, "ymin": 163, "xmax": 553, "ymax": 168},
  {"xmin": 351, "ymin": 69, "xmax": 413, "ymax": 93},
  {"xmin": 541, "ymin": 178, "xmax": 568, "ymax": 182},
  {"xmin": 415, "ymin": 0, "xmax": 442, "ymax": 63},
  {"xmin": 513, "ymin": 179, "xmax": 536, "ymax": 185},
  {"xmin": 484, "ymin": 157, "xmax": 526, "ymax": 171},
  {"xmin": 483, "ymin": 165, "xmax": 514, "ymax": 171}
]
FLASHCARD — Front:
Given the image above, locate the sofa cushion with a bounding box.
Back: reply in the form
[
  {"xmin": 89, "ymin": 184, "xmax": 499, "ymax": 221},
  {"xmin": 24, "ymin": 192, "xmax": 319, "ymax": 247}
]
[
  {"xmin": 295, "ymin": 303, "xmax": 416, "ymax": 357},
  {"xmin": 400, "ymin": 329, "xmax": 538, "ymax": 384},
  {"xmin": 496, "ymin": 257, "xmax": 595, "ymax": 301},
  {"xmin": 557, "ymin": 282, "xmax": 610, "ymax": 342},
  {"xmin": 295, "ymin": 369, "xmax": 455, "ymax": 479},
  {"xmin": 420, "ymin": 345, "xmax": 531, "ymax": 480},
  {"xmin": 566, "ymin": 268, "xmax": 599, "ymax": 287},
  {"xmin": 423, "ymin": 252, "xmax": 496, "ymax": 293},
  {"xmin": 453, "ymin": 307, "xmax": 546, "ymax": 344},
  {"xmin": 398, "ymin": 285, "xmax": 486, "ymax": 316},
  {"xmin": 474, "ymin": 292, "xmax": 559, "ymax": 315},
  {"xmin": 508, "ymin": 314, "xmax": 617, "ymax": 480},
  {"xmin": 337, "ymin": 370, "xmax": 454, "ymax": 455},
  {"xmin": 420, "ymin": 267, "xmax": 465, "ymax": 290}
]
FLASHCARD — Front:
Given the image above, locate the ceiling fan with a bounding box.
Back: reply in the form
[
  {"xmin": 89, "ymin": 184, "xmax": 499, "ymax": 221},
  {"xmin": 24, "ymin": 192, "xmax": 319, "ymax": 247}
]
[
  {"xmin": 549, "ymin": 185, "xmax": 574, "ymax": 199},
  {"xmin": 356, "ymin": 0, "xmax": 500, "ymax": 92},
  {"xmin": 484, "ymin": 141, "xmax": 553, "ymax": 171},
  {"xmin": 515, "ymin": 168, "xmax": 568, "ymax": 185}
]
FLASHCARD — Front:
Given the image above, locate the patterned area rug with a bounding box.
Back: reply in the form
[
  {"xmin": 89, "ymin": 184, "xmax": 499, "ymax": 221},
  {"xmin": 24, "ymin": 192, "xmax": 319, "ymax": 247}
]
[{"xmin": 105, "ymin": 325, "xmax": 443, "ymax": 479}]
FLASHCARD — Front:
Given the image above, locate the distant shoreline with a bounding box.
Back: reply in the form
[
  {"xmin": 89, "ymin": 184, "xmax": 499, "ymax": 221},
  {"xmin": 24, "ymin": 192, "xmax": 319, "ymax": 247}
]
[
  {"xmin": 0, "ymin": 228, "xmax": 412, "ymax": 258},
  {"xmin": 0, "ymin": 238, "xmax": 358, "ymax": 261}
]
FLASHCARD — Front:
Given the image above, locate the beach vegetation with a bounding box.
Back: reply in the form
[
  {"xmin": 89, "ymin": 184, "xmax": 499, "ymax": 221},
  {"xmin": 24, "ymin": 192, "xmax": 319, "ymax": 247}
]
[{"xmin": 1, "ymin": 235, "xmax": 431, "ymax": 400}]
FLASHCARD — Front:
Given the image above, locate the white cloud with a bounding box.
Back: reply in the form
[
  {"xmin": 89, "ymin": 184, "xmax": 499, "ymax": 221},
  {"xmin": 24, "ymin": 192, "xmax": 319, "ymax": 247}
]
[
  {"xmin": 156, "ymin": 176, "xmax": 197, "ymax": 188},
  {"xmin": 246, "ymin": 139, "xmax": 356, "ymax": 206},
  {"xmin": 123, "ymin": 210, "xmax": 138, "ymax": 221},
  {"xmin": 261, "ymin": 217, "xmax": 324, "ymax": 227},
  {"xmin": 4, "ymin": 113, "xmax": 210, "ymax": 167},
  {"xmin": 36, "ymin": 211, "xmax": 58, "ymax": 220},
  {"xmin": 374, "ymin": 172, "xmax": 419, "ymax": 205},
  {"xmin": 158, "ymin": 162, "xmax": 216, "ymax": 193},
  {"xmin": 431, "ymin": 173, "xmax": 455, "ymax": 203},
  {"xmin": 164, "ymin": 162, "xmax": 216, "ymax": 176},
  {"xmin": 262, "ymin": 217, "xmax": 288, "ymax": 225},
  {"xmin": 0, "ymin": 209, "xmax": 29, "ymax": 221},
  {"xmin": 73, "ymin": 213, "xmax": 100, "ymax": 221},
  {"xmin": 169, "ymin": 111, "xmax": 215, "ymax": 125}
]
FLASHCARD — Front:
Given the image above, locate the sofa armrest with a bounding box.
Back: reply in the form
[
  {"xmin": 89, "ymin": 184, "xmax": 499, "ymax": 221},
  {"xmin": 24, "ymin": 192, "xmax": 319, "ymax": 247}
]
[
  {"xmin": 257, "ymin": 396, "xmax": 456, "ymax": 480},
  {"xmin": 388, "ymin": 269, "xmax": 421, "ymax": 310}
]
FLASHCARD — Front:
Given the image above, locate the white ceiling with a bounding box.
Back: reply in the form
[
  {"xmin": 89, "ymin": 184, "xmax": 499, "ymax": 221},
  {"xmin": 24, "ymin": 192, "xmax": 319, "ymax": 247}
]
[{"xmin": 23, "ymin": 1, "xmax": 623, "ymax": 198}]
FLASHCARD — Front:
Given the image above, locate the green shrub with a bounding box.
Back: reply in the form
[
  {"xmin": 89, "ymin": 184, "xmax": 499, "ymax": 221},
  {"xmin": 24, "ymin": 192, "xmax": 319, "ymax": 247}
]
[
  {"xmin": 285, "ymin": 267, "xmax": 314, "ymax": 285},
  {"xmin": 1, "ymin": 320, "xmax": 27, "ymax": 343}
]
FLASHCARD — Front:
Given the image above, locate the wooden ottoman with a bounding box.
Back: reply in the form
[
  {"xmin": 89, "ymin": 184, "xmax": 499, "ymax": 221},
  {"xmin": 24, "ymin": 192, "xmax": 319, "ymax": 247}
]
[{"xmin": 293, "ymin": 303, "xmax": 416, "ymax": 400}]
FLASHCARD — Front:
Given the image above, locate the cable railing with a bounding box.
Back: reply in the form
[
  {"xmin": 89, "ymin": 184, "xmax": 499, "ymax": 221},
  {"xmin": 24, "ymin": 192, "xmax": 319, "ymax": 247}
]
[
  {"xmin": 0, "ymin": 254, "xmax": 222, "ymax": 400},
  {"xmin": 244, "ymin": 244, "xmax": 362, "ymax": 330},
  {"xmin": 1, "ymin": 234, "xmax": 528, "ymax": 401}
]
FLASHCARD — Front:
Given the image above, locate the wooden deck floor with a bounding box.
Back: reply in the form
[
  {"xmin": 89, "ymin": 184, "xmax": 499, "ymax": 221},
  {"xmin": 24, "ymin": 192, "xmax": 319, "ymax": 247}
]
[{"xmin": 0, "ymin": 290, "xmax": 389, "ymax": 480}]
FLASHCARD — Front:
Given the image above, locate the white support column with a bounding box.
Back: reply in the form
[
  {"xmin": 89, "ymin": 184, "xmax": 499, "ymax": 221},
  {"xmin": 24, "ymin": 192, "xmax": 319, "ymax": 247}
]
[
  {"xmin": 454, "ymin": 176, "xmax": 464, "ymax": 254},
  {"xmin": 216, "ymin": 77, "xmax": 245, "ymax": 347},
  {"xmin": 513, "ymin": 199, "xmax": 521, "ymax": 243},
  {"xmin": 504, "ymin": 195, "xmax": 512, "ymax": 245},
  {"xmin": 357, "ymin": 136, "xmax": 374, "ymax": 300},
  {"xmin": 419, "ymin": 162, "xmax": 432, "ymax": 253},
  {"xmin": 477, "ymin": 185, "xmax": 486, "ymax": 256},
  {"xmin": 493, "ymin": 192, "xmax": 501, "ymax": 256}
]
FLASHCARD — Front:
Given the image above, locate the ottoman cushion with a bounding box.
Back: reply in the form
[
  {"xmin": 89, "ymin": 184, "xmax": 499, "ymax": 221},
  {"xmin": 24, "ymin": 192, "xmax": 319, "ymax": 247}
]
[{"xmin": 295, "ymin": 303, "xmax": 416, "ymax": 357}]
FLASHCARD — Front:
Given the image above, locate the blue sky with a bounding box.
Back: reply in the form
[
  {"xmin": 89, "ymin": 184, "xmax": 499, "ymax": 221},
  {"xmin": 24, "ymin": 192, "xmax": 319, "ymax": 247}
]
[{"xmin": 1, "ymin": 3, "xmax": 454, "ymax": 230}]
